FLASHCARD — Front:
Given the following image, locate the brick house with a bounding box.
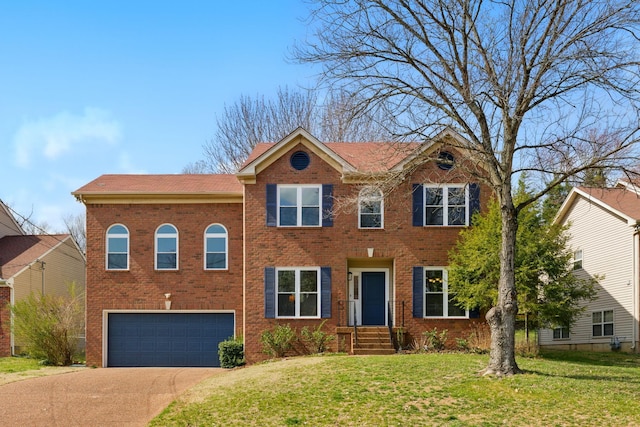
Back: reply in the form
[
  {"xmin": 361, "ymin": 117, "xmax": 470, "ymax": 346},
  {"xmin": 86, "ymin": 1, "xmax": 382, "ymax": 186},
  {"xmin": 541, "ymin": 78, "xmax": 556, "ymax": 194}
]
[{"xmin": 73, "ymin": 128, "xmax": 489, "ymax": 367}]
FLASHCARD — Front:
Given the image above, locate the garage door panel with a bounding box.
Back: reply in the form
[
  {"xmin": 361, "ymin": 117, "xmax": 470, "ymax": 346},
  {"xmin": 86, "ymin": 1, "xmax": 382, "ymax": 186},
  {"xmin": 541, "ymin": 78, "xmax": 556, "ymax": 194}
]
[{"xmin": 107, "ymin": 312, "xmax": 234, "ymax": 367}]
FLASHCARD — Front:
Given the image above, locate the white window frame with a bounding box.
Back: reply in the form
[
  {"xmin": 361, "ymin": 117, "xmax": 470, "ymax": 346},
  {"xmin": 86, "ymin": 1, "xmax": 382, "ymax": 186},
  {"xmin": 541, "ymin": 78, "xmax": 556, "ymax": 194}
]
[
  {"xmin": 423, "ymin": 267, "xmax": 468, "ymax": 318},
  {"xmin": 277, "ymin": 184, "xmax": 322, "ymax": 227},
  {"xmin": 358, "ymin": 187, "xmax": 384, "ymax": 229},
  {"xmin": 275, "ymin": 267, "xmax": 321, "ymax": 319},
  {"xmin": 155, "ymin": 223, "xmax": 178, "ymax": 271},
  {"xmin": 106, "ymin": 224, "xmax": 129, "ymax": 271},
  {"xmin": 553, "ymin": 326, "xmax": 570, "ymax": 340},
  {"xmin": 592, "ymin": 309, "xmax": 614, "ymax": 337},
  {"xmin": 204, "ymin": 223, "xmax": 228, "ymax": 270},
  {"xmin": 573, "ymin": 249, "xmax": 583, "ymax": 270},
  {"xmin": 423, "ymin": 184, "xmax": 470, "ymax": 226}
]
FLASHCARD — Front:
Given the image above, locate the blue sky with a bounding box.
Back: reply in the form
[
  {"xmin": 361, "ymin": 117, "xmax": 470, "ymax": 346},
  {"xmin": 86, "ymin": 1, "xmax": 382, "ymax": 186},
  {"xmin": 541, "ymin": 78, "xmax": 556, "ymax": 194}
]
[{"xmin": 0, "ymin": 1, "xmax": 316, "ymax": 231}]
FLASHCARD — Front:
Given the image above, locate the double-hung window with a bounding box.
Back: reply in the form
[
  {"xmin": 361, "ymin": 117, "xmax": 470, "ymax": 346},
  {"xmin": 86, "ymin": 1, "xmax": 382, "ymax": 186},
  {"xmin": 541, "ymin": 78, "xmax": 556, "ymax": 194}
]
[
  {"xmin": 592, "ymin": 310, "xmax": 614, "ymax": 337},
  {"xmin": 359, "ymin": 187, "xmax": 383, "ymax": 228},
  {"xmin": 425, "ymin": 184, "xmax": 468, "ymax": 226},
  {"xmin": 423, "ymin": 268, "xmax": 466, "ymax": 318},
  {"xmin": 553, "ymin": 326, "xmax": 570, "ymax": 339},
  {"xmin": 106, "ymin": 224, "xmax": 129, "ymax": 270},
  {"xmin": 204, "ymin": 224, "xmax": 227, "ymax": 270},
  {"xmin": 573, "ymin": 249, "xmax": 583, "ymax": 270},
  {"xmin": 278, "ymin": 185, "xmax": 321, "ymax": 227},
  {"xmin": 276, "ymin": 267, "xmax": 320, "ymax": 318},
  {"xmin": 155, "ymin": 224, "xmax": 178, "ymax": 270}
]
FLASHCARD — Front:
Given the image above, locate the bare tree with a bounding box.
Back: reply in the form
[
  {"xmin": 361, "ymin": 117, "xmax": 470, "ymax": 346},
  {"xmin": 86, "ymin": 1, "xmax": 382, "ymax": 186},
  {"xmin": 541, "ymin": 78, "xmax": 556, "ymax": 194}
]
[
  {"xmin": 296, "ymin": 0, "xmax": 640, "ymax": 376},
  {"xmin": 184, "ymin": 86, "xmax": 396, "ymax": 174},
  {"xmin": 62, "ymin": 213, "xmax": 86, "ymax": 254}
]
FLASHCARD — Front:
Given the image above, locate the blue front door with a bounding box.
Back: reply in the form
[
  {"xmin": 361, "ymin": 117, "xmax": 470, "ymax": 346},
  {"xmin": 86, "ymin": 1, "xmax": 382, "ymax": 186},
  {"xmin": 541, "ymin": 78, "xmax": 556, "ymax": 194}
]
[{"xmin": 361, "ymin": 272, "xmax": 386, "ymax": 325}]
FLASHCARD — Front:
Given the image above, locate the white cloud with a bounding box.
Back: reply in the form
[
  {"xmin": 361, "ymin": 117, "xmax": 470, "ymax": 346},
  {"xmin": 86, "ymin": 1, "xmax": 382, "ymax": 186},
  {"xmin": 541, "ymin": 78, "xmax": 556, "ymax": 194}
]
[{"xmin": 14, "ymin": 108, "xmax": 121, "ymax": 167}]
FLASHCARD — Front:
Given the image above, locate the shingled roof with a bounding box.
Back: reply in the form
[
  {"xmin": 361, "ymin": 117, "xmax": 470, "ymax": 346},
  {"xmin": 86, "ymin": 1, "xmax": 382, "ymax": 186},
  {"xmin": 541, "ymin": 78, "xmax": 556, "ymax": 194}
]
[{"xmin": 0, "ymin": 234, "xmax": 71, "ymax": 279}]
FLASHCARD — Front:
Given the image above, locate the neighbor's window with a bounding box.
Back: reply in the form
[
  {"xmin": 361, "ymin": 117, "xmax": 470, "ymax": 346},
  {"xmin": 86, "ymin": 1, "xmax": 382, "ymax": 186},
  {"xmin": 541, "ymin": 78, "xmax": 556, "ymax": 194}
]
[
  {"xmin": 155, "ymin": 224, "xmax": 178, "ymax": 270},
  {"xmin": 592, "ymin": 310, "xmax": 614, "ymax": 337},
  {"xmin": 205, "ymin": 224, "xmax": 227, "ymax": 270},
  {"xmin": 553, "ymin": 326, "xmax": 570, "ymax": 339},
  {"xmin": 573, "ymin": 249, "xmax": 583, "ymax": 270},
  {"xmin": 424, "ymin": 184, "xmax": 469, "ymax": 226},
  {"xmin": 278, "ymin": 185, "xmax": 322, "ymax": 227},
  {"xmin": 276, "ymin": 267, "xmax": 320, "ymax": 318},
  {"xmin": 359, "ymin": 187, "xmax": 383, "ymax": 229},
  {"xmin": 424, "ymin": 268, "xmax": 466, "ymax": 318},
  {"xmin": 106, "ymin": 224, "xmax": 129, "ymax": 270}
]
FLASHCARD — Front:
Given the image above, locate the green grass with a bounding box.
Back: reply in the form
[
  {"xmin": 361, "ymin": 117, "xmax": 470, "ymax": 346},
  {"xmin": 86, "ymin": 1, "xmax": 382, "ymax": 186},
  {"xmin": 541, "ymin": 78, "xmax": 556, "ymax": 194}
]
[
  {"xmin": 150, "ymin": 350, "xmax": 640, "ymax": 426},
  {"xmin": 0, "ymin": 356, "xmax": 44, "ymax": 373}
]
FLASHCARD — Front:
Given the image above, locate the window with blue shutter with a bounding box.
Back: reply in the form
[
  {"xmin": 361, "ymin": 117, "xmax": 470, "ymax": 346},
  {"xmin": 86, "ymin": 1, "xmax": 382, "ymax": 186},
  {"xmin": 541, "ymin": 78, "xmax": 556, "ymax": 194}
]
[
  {"xmin": 266, "ymin": 184, "xmax": 277, "ymax": 227},
  {"xmin": 412, "ymin": 266, "xmax": 424, "ymax": 318},
  {"xmin": 469, "ymin": 183, "xmax": 480, "ymax": 220},
  {"xmin": 322, "ymin": 184, "xmax": 333, "ymax": 227},
  {"xmin": 412, "ymin": 184, "xmax": 423, "ymax": 226},
  {"xmin": 264, "ymin": 267, "xmax": 276, "ymax": 318},
  {"xmin": 321, "ymin": 267, "xmax": 331, "ymax": 318}
]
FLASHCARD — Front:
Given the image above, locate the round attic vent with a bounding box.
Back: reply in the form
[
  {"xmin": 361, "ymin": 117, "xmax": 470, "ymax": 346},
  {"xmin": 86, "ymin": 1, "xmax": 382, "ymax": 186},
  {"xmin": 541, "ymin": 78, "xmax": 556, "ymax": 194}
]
[
  {"xmin": 290, "ymin": 151, "xmax": 310, "ymax": 171},
  {"xmin": 437, "ymin": 151, "xmax": 455, "ymax": 170}
]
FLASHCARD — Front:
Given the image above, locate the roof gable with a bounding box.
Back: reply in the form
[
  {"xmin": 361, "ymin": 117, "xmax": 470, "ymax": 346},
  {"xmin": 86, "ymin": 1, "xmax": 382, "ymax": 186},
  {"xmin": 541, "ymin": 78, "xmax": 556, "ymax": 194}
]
[
  {"xmin": 0, "ymin": 234, "xmax": 73, "ymax": 280},
  {"xmin": 236, "ymin": 128, "xmax": 357, "ymax": 183},
  {"xmin": 555, "ymin": 186, "xmax": 640, "ymax": 227},
  {"xmin": 0, "ymin": 200, "xmax": 24, "ymax": 238}
]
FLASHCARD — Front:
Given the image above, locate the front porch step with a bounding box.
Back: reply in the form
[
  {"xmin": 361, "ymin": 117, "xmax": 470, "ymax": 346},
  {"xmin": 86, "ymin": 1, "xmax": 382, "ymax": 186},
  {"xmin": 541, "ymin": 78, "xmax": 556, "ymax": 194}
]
[{"xmin": 352, "ymin": 326, "xmax": 395, "ymax": 355}]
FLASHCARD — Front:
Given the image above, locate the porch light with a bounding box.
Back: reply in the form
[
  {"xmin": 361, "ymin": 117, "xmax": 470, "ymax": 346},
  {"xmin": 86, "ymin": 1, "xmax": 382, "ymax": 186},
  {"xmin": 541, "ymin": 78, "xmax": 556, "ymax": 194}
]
[{"xmin": 348, "ymin": 272, "xmax": 353, "ymax": 282}]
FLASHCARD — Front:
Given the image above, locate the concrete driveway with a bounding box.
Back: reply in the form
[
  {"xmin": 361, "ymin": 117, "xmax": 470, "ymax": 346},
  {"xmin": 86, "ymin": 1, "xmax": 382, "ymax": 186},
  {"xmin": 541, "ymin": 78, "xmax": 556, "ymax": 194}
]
[{"xmin": 0, "ymin": 367, "xmax": 220, "ymax": 426}]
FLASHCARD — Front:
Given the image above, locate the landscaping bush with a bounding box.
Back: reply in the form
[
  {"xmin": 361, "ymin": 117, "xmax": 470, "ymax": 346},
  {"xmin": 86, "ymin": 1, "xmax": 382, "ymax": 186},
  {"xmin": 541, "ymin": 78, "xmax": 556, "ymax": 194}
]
[
  {"xmin": 218, "ymin": 336, "xmax": 245, "ymax": 368},
  {"xmin": 261, "ymin": 324, "xmax": 296, "ymax": 358},
  {"xmin": 300, "ymin": 320, "xmax": 335, "ymax": 354},
  {"xmin": 10, "ymin": 284, "xmax": 84, "ymax": 366},
  {"xmin": 423, "ymin": 327, "xmax": 448, "ymax": 351}
]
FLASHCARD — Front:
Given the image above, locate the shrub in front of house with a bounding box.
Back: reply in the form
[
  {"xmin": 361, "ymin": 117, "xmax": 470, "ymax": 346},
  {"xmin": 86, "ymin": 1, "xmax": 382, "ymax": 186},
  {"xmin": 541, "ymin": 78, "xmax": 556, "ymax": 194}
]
[
  {"xmin": 261, "ymin": 323, "xmax": 296, "ymax": 358},
  {"xmin": 300, "ymin": 320, "xmax": 335, "ymax": 354},
  {"xmin": 218, "ymin": 337, "xmax": 245, "ymax": 368}
]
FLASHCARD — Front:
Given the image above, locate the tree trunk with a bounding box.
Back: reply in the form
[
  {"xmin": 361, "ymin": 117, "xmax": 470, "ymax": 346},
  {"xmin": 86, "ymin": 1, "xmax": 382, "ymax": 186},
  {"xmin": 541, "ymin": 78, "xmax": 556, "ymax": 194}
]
[{"xmin": 482, "ymin": 198, "xmax": 522, "ymax": 376}]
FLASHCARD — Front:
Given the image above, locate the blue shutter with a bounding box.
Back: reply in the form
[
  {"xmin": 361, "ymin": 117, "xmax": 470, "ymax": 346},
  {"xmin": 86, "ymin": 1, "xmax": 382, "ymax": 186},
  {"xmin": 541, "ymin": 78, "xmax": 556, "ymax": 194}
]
[
  {"xmin": 266, "ymin": 184, "xmax": 277, "ymax": 227},
  {"xmin": 322, "ymin": 184, "xmax": 333, "ymax": 227},
  {"xmin": 264, "ymin": 267, "xmax": 276, "ymax": 318},
  {"xmin": 412, "ymin": 184, "xmax": 423, "ymax": 226},
  {"xmin": 469, "ymin": 183, "xmax": 480, "ymax": 223},
  {"xmin": 320, "ymin": 267, "xmax": 331, "ymax": 318},
  {"xmin": 412, "ymin": 266, "xmax": 424, "ymax": 318}
]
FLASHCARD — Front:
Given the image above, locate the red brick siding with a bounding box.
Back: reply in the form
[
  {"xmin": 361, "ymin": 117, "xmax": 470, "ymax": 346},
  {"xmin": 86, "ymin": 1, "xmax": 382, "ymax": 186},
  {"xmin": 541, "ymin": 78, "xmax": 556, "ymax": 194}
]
[
  {"xmin": 243, "ymin": 144, "xmax": 490, "ymax": 362},
  {"xmin": 0, "ymin": 287, "xmax": 11, "ymax": 356},
  {"xmin": 85, "ymin": 203, "xmax": 243, "ymax": 367}
]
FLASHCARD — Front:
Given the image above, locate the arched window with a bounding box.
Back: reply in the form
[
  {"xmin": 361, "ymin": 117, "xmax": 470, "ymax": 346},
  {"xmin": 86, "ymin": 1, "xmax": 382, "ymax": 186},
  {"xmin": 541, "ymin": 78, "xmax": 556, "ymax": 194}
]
[
  {"xmin": 205, "ymin": 224, "xmax": 228, "ymax": 270},
  {"xmin": 155, "ymin": 224, "xmax": 178, "ymax": 270},
  {"xmin": 106, "ymin": 224, "xmax": 129, "ymax": 270},
  {"xmin": 359, "ymin": 187, "xmax": 384, "ymax": 229}
]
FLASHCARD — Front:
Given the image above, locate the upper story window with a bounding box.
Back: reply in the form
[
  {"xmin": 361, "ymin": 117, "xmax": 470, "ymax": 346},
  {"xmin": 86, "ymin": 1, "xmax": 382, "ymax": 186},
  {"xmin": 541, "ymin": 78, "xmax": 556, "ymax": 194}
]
[
  {"xmin": 276, "ymin": 267, "xmax": 320, "ymax": 318},
  {"xmin": 573, "ymin": 249, "xmax": 583, "ymax": 270},
  {"xmin": 155, "ymin": 224, "xmax": 178, "ymax": 270},
  {"xmin": 592, "ymin": 310, "xmax": 614, "ymax": 337},
  {"xmin": 413, "ymin": 183, "xmax": 479, "ymax": 227},
  {"xmin": 266, "ymin": 183, "xmax": 333, "ymax": 228},
  {"xmin": 205, "ymin": 224, "xmax": 228, "ymax": 270},
  {"xmin": 278, "ymin": 185, "xmax": 322, "ymax": 227},
  {"xmin": 425, "ymin": 184, "xmax": 468, "ymax": 226},
  {"xmin": 106, "ymin": 224, "xmax": 129, "ymax": 270},
  {"xmin": 423, "ymin": 267, "xmax": 467, "ymax": 318},
  {"xmin": 359, "ymin": 187, "xmax": 384, "ymax": 229}
]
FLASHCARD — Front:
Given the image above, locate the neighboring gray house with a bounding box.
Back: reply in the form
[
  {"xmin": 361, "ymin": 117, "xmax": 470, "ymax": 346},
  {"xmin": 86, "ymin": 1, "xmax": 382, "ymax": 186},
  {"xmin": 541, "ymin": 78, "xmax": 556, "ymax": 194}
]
[{"xmin": 539, "ymin": 181, "xmax": 640, "ymax": 352}]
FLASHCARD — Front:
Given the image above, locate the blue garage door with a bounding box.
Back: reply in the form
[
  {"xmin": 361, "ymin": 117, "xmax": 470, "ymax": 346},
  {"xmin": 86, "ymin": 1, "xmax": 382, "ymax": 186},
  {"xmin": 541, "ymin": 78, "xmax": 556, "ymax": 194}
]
[{"xmin": 107, "ymin": 312, "xmax": 234, "ymax": 367}]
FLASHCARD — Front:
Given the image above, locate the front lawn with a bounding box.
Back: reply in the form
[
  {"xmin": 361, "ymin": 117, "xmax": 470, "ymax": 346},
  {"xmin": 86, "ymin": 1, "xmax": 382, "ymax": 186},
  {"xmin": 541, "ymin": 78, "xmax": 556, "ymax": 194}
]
[
  {"xmin": 0, "ymin": 356, "xmax": 43, "ymax": 373},
  {"xmin": 151, "ymin": 350, "xmax": 640, "ymax": 426}
]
